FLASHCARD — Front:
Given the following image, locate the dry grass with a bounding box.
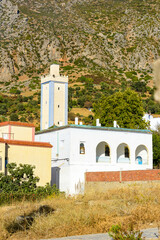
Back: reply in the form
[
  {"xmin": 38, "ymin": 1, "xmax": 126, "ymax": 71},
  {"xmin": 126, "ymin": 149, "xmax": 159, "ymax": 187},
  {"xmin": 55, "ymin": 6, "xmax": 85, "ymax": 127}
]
[
  {"xmin": 70, "ymin": 108, "xmax": 94, "ymax": 117},
  {"xmin": 1, "ymin": 182, "xmax": 160, "ymax": 240}
]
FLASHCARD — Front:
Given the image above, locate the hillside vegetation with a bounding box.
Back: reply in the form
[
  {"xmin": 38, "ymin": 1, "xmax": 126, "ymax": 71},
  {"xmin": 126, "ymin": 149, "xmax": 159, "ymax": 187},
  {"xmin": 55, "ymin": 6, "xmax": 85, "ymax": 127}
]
[{"xmin": 0, "ymin": 0, "xmax": 160, "ymax": 126}]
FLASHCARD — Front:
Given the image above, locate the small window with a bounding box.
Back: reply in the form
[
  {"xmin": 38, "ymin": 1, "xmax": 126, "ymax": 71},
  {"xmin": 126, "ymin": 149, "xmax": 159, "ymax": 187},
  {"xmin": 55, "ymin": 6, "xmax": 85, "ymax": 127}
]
[
  {"xmin": 125, "ymin": 147, "xmax": 129, "ymax": 158},
  {"xmin": 58, "ymin": 105, "xmax": 60, "ymax": 108},
  {"xmin": 58, "ymin": 87, "xmax": 60, "ymax": 90},
  {"xmin": 46, "ymin": 101, "xmax": 47, "ymax": 104},
  {"xmin": 60, "ymin": 140, "xmax": 64, "ymax": 148},
  {"xmin": 105, "ymin": 145, "xmax": 110, "ymax": 156},
  {"xmin": 80, "ymin": 143, "xmax": 85, "ymax": 154}
]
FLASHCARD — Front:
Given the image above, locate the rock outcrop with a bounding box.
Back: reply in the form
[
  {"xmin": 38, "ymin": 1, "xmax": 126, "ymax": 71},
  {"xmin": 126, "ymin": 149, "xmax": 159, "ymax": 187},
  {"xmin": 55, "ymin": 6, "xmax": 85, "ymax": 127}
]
[{"xmin": 0, "ymin": 0, "xmax": 160, "ymax": 82}]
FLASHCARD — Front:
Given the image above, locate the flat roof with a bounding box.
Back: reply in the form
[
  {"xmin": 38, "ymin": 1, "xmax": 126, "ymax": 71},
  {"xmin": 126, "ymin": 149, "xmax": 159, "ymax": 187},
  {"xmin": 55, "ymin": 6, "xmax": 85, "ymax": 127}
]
[
  {"xmin": 36, "ymin": 124, "xmax": 152, "ymax": 135},
  {"xmin": 0, "ymin": 138, "xmax": 52, "ymax": 148},
  {"xmin": 0, "ymin": 121, "xmax": 35, "ymax": 128}
]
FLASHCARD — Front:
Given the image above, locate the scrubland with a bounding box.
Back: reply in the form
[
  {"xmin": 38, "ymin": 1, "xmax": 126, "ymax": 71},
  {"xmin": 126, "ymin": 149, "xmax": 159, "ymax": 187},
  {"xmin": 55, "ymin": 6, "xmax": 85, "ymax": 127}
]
[{"xmin": 0, "ymin": 182, "xmax": 160, "ymax": 240}]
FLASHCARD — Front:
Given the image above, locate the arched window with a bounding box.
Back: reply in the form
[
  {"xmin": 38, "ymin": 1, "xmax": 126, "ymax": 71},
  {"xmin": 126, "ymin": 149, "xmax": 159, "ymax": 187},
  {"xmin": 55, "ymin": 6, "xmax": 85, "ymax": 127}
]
[
  {"xmin": 80, "ymin": 143, "xmax": 85, "ymax": 154},
  {"xmin": 96, "ymin": 142, "xmax": 111, "ymax": 163},
  {"xmin": 117, "ymin": 143, "xmax": 130, "ymax": 163},
  {"xmin": 125, "ymin": 147, "xmax": 129, "ymax": 158},
  {"xmin": 105, "ymin": 145, "xmax": 110, "ymax": 156}
]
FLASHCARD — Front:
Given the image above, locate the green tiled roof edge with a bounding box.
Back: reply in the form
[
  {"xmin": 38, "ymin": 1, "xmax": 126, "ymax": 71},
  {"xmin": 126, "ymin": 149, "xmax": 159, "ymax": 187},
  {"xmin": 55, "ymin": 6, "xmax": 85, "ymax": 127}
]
[{"xmin": 36, "ymin": 124, "xmax": 152, "ymax": 135}]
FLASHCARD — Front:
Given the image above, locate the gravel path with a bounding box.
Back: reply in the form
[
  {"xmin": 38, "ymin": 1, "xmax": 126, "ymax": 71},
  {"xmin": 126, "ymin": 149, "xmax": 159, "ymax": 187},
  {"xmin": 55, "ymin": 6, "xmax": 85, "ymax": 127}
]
[{"xmin": 41, "ymin": 227, "xmax": 159, "ymax": 240}]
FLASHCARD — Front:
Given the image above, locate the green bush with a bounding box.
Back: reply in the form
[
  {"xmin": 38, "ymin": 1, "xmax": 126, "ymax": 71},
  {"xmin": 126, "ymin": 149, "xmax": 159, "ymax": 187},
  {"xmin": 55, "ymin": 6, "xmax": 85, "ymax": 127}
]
[
  {"xmin": 62, "ymin": 65, "xmax": 73, "ymax": 70},
  {"xmin": 10, "ymin": 113, "xmax": 19, "ymax": 121},
  {"xmin": 0, "ymin": 163, "xmax": 39, "ymax": 193},
  {"xmin": 109, "ymin": 224, "xmax": 143, "ymax": 240},
  {"xmin": 0, "ymin": 163, "xmax": 59, "ymax": 205}
]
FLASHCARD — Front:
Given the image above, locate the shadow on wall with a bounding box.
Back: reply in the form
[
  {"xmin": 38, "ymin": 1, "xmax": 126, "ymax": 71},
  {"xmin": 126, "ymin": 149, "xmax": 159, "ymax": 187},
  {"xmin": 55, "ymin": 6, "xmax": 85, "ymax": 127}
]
[{"xmin": 75, "ymin": 179, "xmax": 84, "ymax": 194}]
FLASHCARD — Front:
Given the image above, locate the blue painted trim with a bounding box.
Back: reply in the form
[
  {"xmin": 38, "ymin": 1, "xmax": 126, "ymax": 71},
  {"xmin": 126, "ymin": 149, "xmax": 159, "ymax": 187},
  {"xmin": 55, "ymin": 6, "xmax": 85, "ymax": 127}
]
[
  {"xmin": 40, "ymin": 83, "xmax": 43, "ymax": 130},
  {"xmin": 42, "ymin": 80, "xmax": 67, "ymax": 85},
  {"xmin": 65, "ymin": 83, "xmax": 68, "ymax": 125},
  {"xmin": 53, "ymin": 80, "xmax": 67, "ymax": 84},
  {"xmin": 49, "ymin": 81, "xmax": 54, "ymax": 127},
  {"xmin": 42, "ymin": 81, "xmax": 51, "ymax": 85}
]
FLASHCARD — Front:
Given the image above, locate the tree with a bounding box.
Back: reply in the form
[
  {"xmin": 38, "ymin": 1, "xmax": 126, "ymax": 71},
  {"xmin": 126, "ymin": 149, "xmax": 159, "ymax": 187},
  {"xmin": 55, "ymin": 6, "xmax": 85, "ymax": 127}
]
[
  {"xmin": 10, "ymin": 113, "xmax": 19, "ymax": 121},
  {"xmin": 0, "ymin": 163, "xmax": 39, "ymax": 193},
  {"xmin": 93, "ymin": 88, "xmax": 147, "ymax": 129},
  {"xmin": 84, "ymin": 101, "xmax": 92, "ymax": 109},
  {"xmin": 153, "ymin": 130, "xmax": 160, "ymax": 167}
]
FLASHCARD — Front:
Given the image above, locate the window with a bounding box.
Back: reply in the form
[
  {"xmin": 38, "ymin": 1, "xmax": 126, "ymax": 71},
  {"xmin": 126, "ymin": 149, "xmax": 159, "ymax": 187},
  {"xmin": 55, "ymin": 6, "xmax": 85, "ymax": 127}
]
[
  {"xmin": 58, "ymin": 87, "xmax": 60, "ymax": 90},
  {"xmin": 80, "ymin": 143, "xmax": 85, "ymax": 154},
  {"xmin": 60, "ymin": 140, "xmax": 64, "ymax": 148},
  {"xmin": 125, "ymin": 147, "xmax": 129, "ymax": 158},
  {"xmin": 58, "ymin": 105, "xmax": 60, "ymax": 108},
  {"xmin": 105, "ymin": 145, "xmax": 110, "ymax": 156}
]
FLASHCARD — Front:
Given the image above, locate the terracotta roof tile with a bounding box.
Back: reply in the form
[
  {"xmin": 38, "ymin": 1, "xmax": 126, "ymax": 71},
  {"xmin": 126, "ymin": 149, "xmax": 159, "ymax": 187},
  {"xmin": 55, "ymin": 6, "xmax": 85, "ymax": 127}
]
[{"xmin": 0, "ymin": 121, "xmax": 35, "ymax": 127}]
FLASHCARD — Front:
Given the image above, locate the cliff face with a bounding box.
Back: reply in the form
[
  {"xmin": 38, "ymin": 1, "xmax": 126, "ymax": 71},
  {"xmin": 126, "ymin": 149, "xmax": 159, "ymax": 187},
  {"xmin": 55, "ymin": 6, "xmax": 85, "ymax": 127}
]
[
  {"xmin": 0, "ymin": 0, "xmax": 61, "ymax": 82},
  {"xmin": 0, "ymin": 0, "xmax": 160, "ymax": 82}
]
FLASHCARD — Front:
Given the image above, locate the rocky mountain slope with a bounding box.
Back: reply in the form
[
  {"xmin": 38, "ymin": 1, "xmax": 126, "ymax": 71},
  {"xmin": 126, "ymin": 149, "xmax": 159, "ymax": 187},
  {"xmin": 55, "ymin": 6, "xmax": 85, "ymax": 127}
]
[
  {"xmin": 0, "ymin": 0, "xmax": 160, "ymax": 127},
  {"xmin": 0, "ymin": 0, "xmax": 160, "ymax": 83}
]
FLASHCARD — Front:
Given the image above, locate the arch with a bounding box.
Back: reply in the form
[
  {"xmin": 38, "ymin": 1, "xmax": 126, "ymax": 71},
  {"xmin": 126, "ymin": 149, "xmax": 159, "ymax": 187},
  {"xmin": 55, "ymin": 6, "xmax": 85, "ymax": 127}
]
[
  {"xmin": 80, "ymin": 142, "xmax": 85, "ymax": 154},
  {"xmin": 96, "ymin": 141, "xmax": 111, "ymax": 163},
  {"xmin": 135, "ymin": 145, "xmax": 148, "ymax": 165},
  {"xmin": 117, "ymin": 143, "xmax": 130, "ymax": 163}
]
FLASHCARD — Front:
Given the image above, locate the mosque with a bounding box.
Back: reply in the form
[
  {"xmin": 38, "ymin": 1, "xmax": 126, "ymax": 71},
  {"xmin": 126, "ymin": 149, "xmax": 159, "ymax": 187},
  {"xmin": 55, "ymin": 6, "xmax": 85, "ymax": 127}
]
[{"xmin": 35, "ymin": 64, "xmax": 153, "ymax": 194}]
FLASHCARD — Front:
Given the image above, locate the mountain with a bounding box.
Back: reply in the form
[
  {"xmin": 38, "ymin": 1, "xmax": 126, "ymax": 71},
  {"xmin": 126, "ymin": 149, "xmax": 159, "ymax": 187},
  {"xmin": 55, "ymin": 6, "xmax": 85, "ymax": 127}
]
[
  {"xmin": 0, "ymin": 0, "xmax": 160, "ymax": 126},
  {"xmin": 0, "ymin": 0, "xmax": 160, "ymax": 82}
]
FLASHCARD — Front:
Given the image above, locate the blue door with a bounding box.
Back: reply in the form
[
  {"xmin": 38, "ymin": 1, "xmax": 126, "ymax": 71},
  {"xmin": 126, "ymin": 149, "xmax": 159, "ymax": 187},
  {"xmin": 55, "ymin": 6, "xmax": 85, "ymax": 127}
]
[{"xmin": 137, "ymin": 156, "xmax": 142, "ymax": 165}]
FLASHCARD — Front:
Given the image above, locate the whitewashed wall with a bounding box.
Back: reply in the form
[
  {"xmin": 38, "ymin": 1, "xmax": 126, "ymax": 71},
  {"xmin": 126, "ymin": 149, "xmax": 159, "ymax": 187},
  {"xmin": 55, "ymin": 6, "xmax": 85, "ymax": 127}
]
[{"xmin": 35, "ymin": 126, "xmax": 152, "ymax": 194}]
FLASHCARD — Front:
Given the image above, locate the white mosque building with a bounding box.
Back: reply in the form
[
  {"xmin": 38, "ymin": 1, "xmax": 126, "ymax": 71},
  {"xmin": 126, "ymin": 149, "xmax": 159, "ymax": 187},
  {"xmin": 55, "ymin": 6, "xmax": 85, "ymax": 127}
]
[
  {"xmin": 143, "ymin": 113, "xmax": 160, "ymax": 131},
  {"xmin": 35, "ymin": 64, "xmax": 153, "ymax": 194}
]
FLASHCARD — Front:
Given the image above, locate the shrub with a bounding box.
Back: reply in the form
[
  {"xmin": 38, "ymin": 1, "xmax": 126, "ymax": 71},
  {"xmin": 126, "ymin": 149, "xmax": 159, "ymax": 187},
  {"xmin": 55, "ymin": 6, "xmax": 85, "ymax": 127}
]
[
  {"xmin": 0, "ymin": 163, "xmax": 39, "ymax": 193},
  {"xmin": 10, "ymin": 113, "xmax": 19, "ymax": 121},
  {"xmin": 0, "ymin": 163, "xmax": 59, "ymax": 205},
  {"xmin": 109, "ymin": 224, "xmax": 143, "ymax": 240},
  {"xmin": 20, "ymin": 116, "xmax": 27, "ymax": 122},
  {"xmin": 62, "ymin": 65, "xmax": 73, "ymax": 70}
]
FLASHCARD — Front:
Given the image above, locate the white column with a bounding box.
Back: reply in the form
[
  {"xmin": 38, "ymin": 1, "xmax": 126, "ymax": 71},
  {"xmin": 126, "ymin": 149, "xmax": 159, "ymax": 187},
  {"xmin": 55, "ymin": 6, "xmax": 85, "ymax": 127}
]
[
  {"xmin": 130, "ymin": 146, "xmax": 135, "ymax": 167},
  {"xmin": 110, "ymin": 145, "xmax": 117, "ymax": 165}
]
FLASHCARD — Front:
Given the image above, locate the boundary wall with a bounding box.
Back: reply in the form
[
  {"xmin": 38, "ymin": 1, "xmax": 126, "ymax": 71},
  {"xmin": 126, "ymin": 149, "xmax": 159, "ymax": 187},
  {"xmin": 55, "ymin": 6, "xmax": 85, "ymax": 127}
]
[{"xmin": 86, "ymin": 169, "xmax": 160, "ymax": 182}]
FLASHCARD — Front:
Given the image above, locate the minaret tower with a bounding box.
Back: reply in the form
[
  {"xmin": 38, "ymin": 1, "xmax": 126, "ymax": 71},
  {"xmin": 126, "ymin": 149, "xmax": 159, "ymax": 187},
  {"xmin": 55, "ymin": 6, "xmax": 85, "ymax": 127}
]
[{"xmin": 40, "ymin": 64, "xmax": 68, "ymax": 130}]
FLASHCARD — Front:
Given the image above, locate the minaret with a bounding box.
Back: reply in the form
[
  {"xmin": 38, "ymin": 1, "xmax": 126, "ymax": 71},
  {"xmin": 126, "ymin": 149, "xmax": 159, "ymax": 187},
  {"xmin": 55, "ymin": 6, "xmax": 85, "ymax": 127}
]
[{"xmin": 40, "ymin": 64, "xmax": 68, "ymax": 130}]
